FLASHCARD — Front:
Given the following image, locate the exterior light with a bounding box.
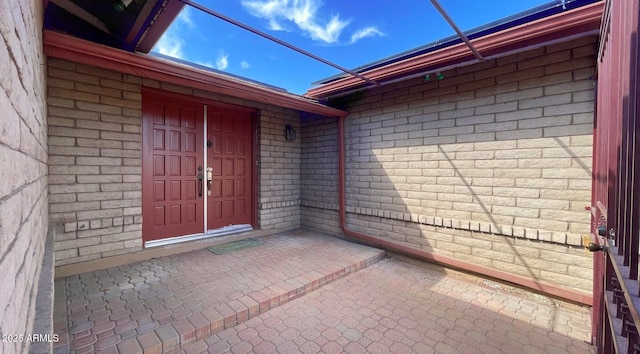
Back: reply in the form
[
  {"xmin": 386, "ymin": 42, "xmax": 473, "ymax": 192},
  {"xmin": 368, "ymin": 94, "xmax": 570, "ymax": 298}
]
[
  {"xmin": 437, "ymin": 72, "xmax": 444, "ymax": 80},
  {"xmin": 113, "ymin": 0, "xmax": 133, "ymax": 12},
  {"xmin": 285, "ymin": 125, "xmax": 296, "ymax": 141}
]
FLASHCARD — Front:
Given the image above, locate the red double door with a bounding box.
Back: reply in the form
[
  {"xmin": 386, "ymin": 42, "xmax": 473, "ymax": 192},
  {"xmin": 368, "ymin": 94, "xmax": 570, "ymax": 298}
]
[{"xmin": 142, "ymin": 91, "xmax": 254, "ymax": 243}]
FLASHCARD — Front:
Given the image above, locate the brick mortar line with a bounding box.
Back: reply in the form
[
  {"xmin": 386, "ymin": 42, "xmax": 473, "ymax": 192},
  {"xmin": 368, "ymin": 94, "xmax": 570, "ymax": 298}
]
[
  {"xmin": 2, "ymin": 46, "xmax": 48, "ymax": 158},
  {"xmin": 0, "ymin": 139, "xmax": 47, "ymax": 169},
  {"xmin": 1, "ymin": 32, "xmax": 31, "ymax": 101},
  {"xmin": 169, "ymin": 251, "xmax": 386, "ymax": 353},
  {"xmin": 0, "ymin": 224, "xmax": 41, "ymax": 344},
  {"xmin": 258, "ymin": 200, "xmax": 301, "ymax": 210},
  {"xmin": 300, "ymin": 201, "xmax": 584, "ymax": 247},
  {"xmin": 0, "ymin": 177, "xmax": 48, "ymax": 264}
]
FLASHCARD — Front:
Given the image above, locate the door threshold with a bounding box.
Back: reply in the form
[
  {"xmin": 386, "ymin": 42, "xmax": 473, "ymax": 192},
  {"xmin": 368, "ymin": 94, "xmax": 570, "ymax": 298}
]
[{"xmin": 145, "ymin": 224, "xmax": 253, "ymax": 248}]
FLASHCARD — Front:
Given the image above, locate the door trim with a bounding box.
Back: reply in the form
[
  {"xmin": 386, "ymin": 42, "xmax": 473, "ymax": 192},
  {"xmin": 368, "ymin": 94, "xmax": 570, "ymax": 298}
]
[
  {"xmin": 203, "ymin": 104, "xmax": 208, "ymax": 232},
  {"xmin": 144, "ymin": 224, "xmax": 253, "ymax": 248}
]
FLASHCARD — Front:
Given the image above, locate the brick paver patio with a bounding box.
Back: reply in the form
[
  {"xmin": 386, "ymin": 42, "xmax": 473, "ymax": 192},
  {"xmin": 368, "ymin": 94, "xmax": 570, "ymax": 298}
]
[
  {"xmin": 53, "ymin": 230, "xmax": 593, "ymax": 353},
  {"xmin": 198, "ymin": 257, "xmax": 593, "ymax": 354},
  {"xmin": 53, "ymin": 231, "xmax": 384, "ymax": 353}
]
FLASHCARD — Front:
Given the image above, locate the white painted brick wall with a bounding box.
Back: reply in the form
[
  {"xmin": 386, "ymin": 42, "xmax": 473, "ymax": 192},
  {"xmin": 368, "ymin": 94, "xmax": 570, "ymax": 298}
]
[{"xmin": 0, "ymin": 1, "xmax": 48, "ymax": 352}]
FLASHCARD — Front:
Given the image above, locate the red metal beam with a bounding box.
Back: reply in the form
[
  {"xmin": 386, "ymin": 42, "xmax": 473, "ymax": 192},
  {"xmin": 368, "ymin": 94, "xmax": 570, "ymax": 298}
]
[
  {"xmin": 592, "ymin": 0, "xmax": 640, "ymax": 350},
  {"xmin": 125, "ymin": 0, "xmax": 157, "ymax": 45},
  {"xmin": 135, "ymin": 0, "xmax": 186, "ymax": 53}
]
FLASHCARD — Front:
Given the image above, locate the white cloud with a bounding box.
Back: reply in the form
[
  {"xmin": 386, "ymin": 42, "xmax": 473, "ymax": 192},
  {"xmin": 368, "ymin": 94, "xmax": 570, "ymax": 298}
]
[
  {"xmin": 155, "ymin": 35, "xmax": 184, "ymax": 58},
  {"xmin": 216, "ymin": 52, "xmax": 229, "ymax": 70},
  {"xmin": 349, "ymin": 27, "xmax": 384, "ymax": 44},
  {"xmin": 180, "ymin": 7, "xmax": 196, "ymax": 29},
  {"xmin": 240, "ymin": 60, "xmax": 251, "ymax": 69},
  {"xmin": 268, "ymin": 18, "xmax": 284, "ymax": 31},
  {"xmin": 242, "ymin": 0, "xmax": 350, "ymax": 44},
  {"xmin": 153, "ymin": 7, "xmax": 196, "ymax": 59}
]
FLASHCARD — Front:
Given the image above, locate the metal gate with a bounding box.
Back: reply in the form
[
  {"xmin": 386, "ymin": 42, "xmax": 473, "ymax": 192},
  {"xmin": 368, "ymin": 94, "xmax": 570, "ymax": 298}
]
[{"xmin": 592, "ymin": 0, "xmax": 640, "ymax": 352}]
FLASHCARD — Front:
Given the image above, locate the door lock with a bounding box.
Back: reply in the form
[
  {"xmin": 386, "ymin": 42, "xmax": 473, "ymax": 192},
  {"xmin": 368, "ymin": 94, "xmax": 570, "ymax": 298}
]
[{"xmin": 206, "ymin": 167, "xmax": 213, "ymax": 196}]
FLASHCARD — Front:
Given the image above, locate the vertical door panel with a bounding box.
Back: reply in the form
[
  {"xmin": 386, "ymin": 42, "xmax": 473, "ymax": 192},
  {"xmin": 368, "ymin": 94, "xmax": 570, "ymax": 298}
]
[
  {"xmin": 207, "ymin": 108, "xmax": 254, "ymax": 229},
  {"xmin": 142, "ymin": 94, "xmax": 204, "ymax": 242}
]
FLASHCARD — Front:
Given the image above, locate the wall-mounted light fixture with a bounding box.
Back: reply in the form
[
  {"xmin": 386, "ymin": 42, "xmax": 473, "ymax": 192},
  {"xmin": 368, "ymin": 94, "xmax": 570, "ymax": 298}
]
[
  {"xmin": 113, "ymin": 0, "xmax": 133, "ymax": 12},
  {"xmin": 285, "ymin": 124, "xmax": 296, "ymax": 141}
]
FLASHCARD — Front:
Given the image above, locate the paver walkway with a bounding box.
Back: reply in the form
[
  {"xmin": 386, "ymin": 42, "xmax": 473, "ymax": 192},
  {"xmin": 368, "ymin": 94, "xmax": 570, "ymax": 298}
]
[
  {"xmin": 53, "ymin": 231, "xmax": 385, "ymax": 353},
  {"xmin": 196, "ymin": 257, "xmax": 593, "ymax": 354},
  {"xmin": 53, "ymin": 230, "xmax": 594, "ymax": 353}
]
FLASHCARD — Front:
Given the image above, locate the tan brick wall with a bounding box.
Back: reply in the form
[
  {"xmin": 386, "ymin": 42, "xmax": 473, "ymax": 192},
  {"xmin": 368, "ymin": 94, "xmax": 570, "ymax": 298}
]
[
  {"xmin": 48, "ymin": 61, "xmax": 301, "ymax": 265},
  {"xmin": 302, "ymin": 37, "xmax": 596, "ymax": 293},
  {"xmin": 0, "ymin": 0, "xmax": 48, "ymax": 352},
  {"xmin": 300, "ymin": 116, "xmax": 341, "ymax": 235},
  {"xmin": 255, "ymin": 108, "xmax": 301, "ymax": 231},
  {"xmin": 48, "ymin": 58, "xmax": 144, "ymax": 266}
]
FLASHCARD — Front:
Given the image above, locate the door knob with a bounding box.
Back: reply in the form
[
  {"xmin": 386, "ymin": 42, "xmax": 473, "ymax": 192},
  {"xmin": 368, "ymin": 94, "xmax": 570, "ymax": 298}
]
[{"xmin": 197, "ymin": 172, "xmax": 203, "ymax": 197}]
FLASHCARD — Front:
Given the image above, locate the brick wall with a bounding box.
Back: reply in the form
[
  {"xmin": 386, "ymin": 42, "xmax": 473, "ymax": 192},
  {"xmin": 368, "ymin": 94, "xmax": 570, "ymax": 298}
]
[
  {"xmin": 301, "ymin": 116, "xmax": 341, "ymax": 235},
  {"xmin": 48, "ymin": 58, "xmax": 144, "ymax": 266},
  {"xmin": 254, "ymin": 108, "xmax": 301, "ymax": 231},
  {"xmin": 0, "ymin": 0, "xmax": 49, "ymax": 352},
  {"xmin": 301, "ymin": 37, "xmax": 596, "ymax": 293},
  {"xmin": 48, "ymin": 61, "xmax": 301, "ymax": 265}
]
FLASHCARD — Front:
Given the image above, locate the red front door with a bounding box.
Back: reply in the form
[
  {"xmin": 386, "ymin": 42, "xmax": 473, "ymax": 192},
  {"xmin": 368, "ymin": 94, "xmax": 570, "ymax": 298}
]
[
  {"xmin": 142, "ymin": 93, "xmax": 205, "ymax": 242},
  {"xmin": 206, "ymin": 107, "xmax": 253, "ymax": 229},
  {"xmin": 142, "ymin": 90, "xmax": 255, "ymax": 243}
]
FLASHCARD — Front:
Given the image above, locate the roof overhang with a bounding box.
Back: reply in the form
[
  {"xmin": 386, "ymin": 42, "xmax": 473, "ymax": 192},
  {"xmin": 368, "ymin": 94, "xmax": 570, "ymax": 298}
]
[
  {"xmin": 43, "ymin": 0, "xmax": 184, "ymax": 53},
  {"xmin": 306, "ymin": 1, "xmax": 604, "ymax": 100},
  {"xmin": 43, "ymin": 30, "xmax": 347, "ymax": 118}
]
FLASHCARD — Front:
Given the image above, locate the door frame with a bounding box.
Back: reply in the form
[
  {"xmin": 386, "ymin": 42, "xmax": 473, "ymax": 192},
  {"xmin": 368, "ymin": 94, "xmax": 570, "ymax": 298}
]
[{"xmin": 141, "ymin": 87, "xmax": 259, "ymax": 245}]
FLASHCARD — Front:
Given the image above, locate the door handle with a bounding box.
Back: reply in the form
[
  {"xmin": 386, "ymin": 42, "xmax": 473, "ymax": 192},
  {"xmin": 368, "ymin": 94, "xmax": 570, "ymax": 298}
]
[
  {"xmin": 197, "ymin": 166, "xmax": 203, "ymax": 197},
  {"xmin": 206, "ymin": 167, "xmax": 213, "ymax": 196}
]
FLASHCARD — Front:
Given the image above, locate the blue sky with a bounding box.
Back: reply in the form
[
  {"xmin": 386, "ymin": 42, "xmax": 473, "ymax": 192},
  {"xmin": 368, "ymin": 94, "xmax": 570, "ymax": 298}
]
[{"xmin": 153, "ymin": 0, "xmax": 556, "ymax": 94}]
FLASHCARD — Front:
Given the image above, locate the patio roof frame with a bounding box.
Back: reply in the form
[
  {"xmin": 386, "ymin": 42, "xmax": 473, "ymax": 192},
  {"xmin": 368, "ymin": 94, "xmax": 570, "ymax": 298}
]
[
  {"xmin": 306, "ymin": 1, "xmax": 604, "ymax": 99},
  {"xmin": 178, "ymin": 0, "xmax": 380, "ymax": 88},
  {"xmin": 428, "ymin": 0, "xmax": 484, "ymax": 61}
]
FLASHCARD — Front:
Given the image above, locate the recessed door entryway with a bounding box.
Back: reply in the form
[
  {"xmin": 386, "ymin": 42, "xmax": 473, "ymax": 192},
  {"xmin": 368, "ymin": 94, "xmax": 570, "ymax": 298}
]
[{"xmin": 142, "ymin": 89, "xmax": 255, "ymax": 246}]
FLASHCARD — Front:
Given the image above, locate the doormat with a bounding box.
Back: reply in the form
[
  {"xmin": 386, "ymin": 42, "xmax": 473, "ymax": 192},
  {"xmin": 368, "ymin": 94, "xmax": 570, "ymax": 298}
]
[{"xmin": 206, "ymin": 238, "xmax": 264, "ymax": 255}]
